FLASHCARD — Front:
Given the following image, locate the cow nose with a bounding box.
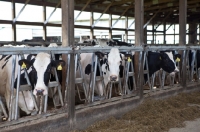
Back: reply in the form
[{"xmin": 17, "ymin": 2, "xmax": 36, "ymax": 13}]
[
  {"xmin": 36, "ymin": 89, "xmax": 44, "ymax": 96},
  {"xmin": 174, "ymin": 67, "xmax": 179, "ymax": 72},
  {"xmin": 110, "ymin": 75, "xmax": 117, "ymax": 81}
]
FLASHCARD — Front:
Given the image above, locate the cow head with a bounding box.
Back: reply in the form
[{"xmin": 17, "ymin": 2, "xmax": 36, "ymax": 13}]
[
  {"xmin": 160, "ymin": 51, "xmax": 181, "ymax": 74},
  {"xmin": 18, "ymin": 52, "xmax": 65, "ymax": 96},
  {"xmin": 96, "ymin": 48, "xmax": 132, "ymax": 86}
]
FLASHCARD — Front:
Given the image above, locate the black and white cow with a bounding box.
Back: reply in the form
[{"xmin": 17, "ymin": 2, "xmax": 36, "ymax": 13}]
[
  {"xmin": 107, "ymin": 40, "xmax": 133, "ymax": 47},
  {"xmin": 0, "ymin": 50, "xmax": 65, "ymax": 115},
  {"xmin": 145, "ymin": 51, "xmax": 181, "ymax": 84},
  {"xmin": 82, "ymin": 48, "xmax": 133, "ymax": 96}
]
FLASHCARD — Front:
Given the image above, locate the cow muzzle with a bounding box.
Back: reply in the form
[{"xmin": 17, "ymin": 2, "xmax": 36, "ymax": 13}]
[
  {"xmin": 36, "ymin": 89, "xmax": 44, "ymax": 96},
  {"xmin": 110, "ymin": 75, "xmax": 117, "ymax": 82}
]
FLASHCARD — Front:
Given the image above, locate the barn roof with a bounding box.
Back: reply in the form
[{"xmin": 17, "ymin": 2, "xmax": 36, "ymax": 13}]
[{"xmin": 3, "ymin": 0, "xmax": 200, "ymax": 24}]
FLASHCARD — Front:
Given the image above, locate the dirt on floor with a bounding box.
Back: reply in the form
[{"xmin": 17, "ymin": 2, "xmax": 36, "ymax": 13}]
[{"xmin": 74, "ymin": 91, "xmax": 200, "ymax": 132}]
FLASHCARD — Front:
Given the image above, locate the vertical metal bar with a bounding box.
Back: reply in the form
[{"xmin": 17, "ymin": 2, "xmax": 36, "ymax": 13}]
[
  {"xmin": 15, "ymin": 55, "xmax": 21, "ymax": 120},
  {"xmin": 51, "ymin": 52, "xmax": 64, "ymax": 106},
  {"xmin": 109, "ymin": 13, "xmax": 112, "ymax": 39},
  {"xmin": 138, "ymin": 51, "xmax": 144, "ymax": 98},
  {"xmin": 91, "ymin": 55, "xmax": 98, "ymax": 102},
  {"xmin": 90, "ymin": 12, "xmax": 94, "ymax": 39},
  {"xmin": 12, "ymin": 0, "xmax": 16, "ymax": 42},
  {"xmin": 125, "ymin": 16, "xmax": 128, "ymax": 42},
  {"xmin": 64, "ymin": 54, "xmax": 71, "ymax": 103},
  {"xmin": 182, "ymin": 50, "xmax": 187, "ymax": 88},
  {"xmin": 20, "ymin": 54, "xmax": 38, "ymax": 112},
  {"xmin": 9, "ymin": 55, "xmax": 16, "ymax": 121},
  {"xmin": 163, "ymin": 22, "xmax": 166, "ymax": 44},
  {"xmin": 43, "ymin": 3, "xmax": 47, "ymax": 41}
]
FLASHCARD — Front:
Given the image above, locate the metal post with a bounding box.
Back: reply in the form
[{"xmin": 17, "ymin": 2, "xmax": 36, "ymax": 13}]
[
  {"xmin": 15, "ymin": 55, "xmax": 21, "ymax": 120},
  {"xmin": 9, "ymin": 55, "xmax": 16, "ymax": 121},
  {"xmin": 109, "ymin": 13, "xmax": 112, "ymax": 39},
  {"xmin": 43, "ymin": 3, "xmax": 47, "ymax": 41},
  {"xmin": 90, "ymin": 12, "xmax": 94, "ymax": 39},
  {"xmin": 12, "ymin": 0, "xmax": 16, "ymax": 42}
]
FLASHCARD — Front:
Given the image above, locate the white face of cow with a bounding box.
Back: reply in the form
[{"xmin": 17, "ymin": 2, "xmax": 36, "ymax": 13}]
[
  {"xmin": 165, "ymin": 52, "xmax": 179, "ymax": 72},
  {"xmin": 33, "ymin": 53, "xmax": 51, "ymax": 96},
  {"xmin": 106, "ymin": 48, "xmax": 121, "ymax": 82}
]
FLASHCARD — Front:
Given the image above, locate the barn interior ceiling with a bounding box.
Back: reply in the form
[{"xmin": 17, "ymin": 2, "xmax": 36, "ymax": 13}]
[{"xmin": 4, "ymin": 0, "xmax": 200, "ymax": 24}]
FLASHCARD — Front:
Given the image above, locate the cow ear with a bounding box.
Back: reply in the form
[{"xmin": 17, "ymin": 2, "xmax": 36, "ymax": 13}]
[
  {"xmin": 51, "ymin": 60, "xmax": 66, "ymax": 70},
  {"xmin": 95, "ymin": 51, "xmax": 105, "ymax": 59},
  {"xmin": 122, "ymin": 54, "xmax": 132, "ymax": 62},
  {"xmin": 18, "ymin": 59, "xmax": 32, "ymax": 69},
  {"xmin": 175, "ymin": 54, "xmax": 181, "ymax": 62}
]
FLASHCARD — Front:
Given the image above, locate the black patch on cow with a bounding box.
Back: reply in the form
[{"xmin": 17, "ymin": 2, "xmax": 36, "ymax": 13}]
[
  {"xmin": 27, "ymin": 54, "xmax": 33, "ymax": 61},
  {"xmin": 85, "ymin": 64, "xmax": 92, "ymax": 75},
  {"xmin": 85, "ymin": 62, "xmax": 101, "ymax": 76},
  {"xmin": 5, "ymin": 55, "xmax": 12, "ymax": 61},
  {"xmin": 119, "ymin": 65, "xmax": 124, "ymax": 78},
  {"xmin": 104, "ymin": 72, "xmax": 106, "ymax": 75},
  {"xmin": 2, "ymin": 60, "xmax": 8, "ymax": 69},
  {"xmin": 14, "ymin": 73, "xmax": 28, "ymax": 89},
  {"xmin": 105, "ymin": 63, "xmax": 110, "ymax": 71},
  {"xmin": 43, "ymin": 63, "xmax": 52, "ymax": 86},
  {"xmin": 0, "ymin": 55, "xmax": 7, "ymax": 61}
]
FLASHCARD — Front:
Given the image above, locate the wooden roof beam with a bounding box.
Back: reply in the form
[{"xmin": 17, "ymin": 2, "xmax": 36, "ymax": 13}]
[
  {"xmin": 91, "ymin": 0, "xmax": 114, "ymax": 28},
  {"xmin": 44, "ymin": 0, "xmax": 61, "ymax": 25},
  {"xmin": 111, "ymin": 2, "xmax": 133, "ymax": 29},
  {"xmin": 155, "ymin": 11, "xmax": 173, "ymax": 29},
  {"xmin": 143, "ymin": 8, "xmax": 161, "ymax": 29},
  {"xmin": 75, "ymin": 0, "xmax": 92, "ymax": 21},
  {"xmin": 13, "ymin": 0, "xmax": 30, "ymax": 23}
]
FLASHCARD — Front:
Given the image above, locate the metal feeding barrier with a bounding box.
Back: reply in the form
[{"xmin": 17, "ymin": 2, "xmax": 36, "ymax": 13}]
[
  {"xmin": 0, "ymin": 44, "xmax": 199, "ymax": 125},
  {"xmin": 143, "ymin": 45, "xmax": 187, "ymax": 91}
]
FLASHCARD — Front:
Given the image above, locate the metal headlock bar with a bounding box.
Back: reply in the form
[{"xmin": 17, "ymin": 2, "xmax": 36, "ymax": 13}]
[
  {"xmin": 65, "ymin": 53, "xmax": 89, "ymax": 103},
  {"xmin": 0, "ymin": 44, "xmax": 200, "ymax": 123},
  {"xmin": 14, "ymin": 54, "xmax": 39, "ymax": 120}
]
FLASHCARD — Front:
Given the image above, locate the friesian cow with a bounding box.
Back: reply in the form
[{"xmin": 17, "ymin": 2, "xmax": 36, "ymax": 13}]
[
  {"xmin": 83, "ymin": 48, "xmax": 132, "ymax": 96},
  {"xmin": 0, "ymin": 49, "xmax": 65, "ymax": 115},
  {"xmin": 144, "ymin": 51, "xmax": 181, "ymax": 86}
]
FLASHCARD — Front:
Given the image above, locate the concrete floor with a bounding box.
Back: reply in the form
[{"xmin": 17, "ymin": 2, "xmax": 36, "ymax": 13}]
[{"xmin": 169, "ymin": 118, "xmax": 200, "ymax": 132}]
